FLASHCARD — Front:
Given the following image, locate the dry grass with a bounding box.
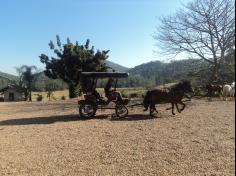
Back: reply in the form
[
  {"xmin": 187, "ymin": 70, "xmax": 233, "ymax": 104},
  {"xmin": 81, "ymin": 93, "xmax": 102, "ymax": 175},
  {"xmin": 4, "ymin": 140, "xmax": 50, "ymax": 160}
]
[
  {"xmin": 32, "ymin": 87, "xmax": 146, "ymax": 101},
  {"xmin": 31, "ymin": 85, "xmax": 180, "ymax": 102},
  {"xmin": 32, "ymin": 90, "xmax": 69, "ymax": 101},
  {"xmin": 31, "ymin": 82, "xmax": 194, "ymax": 102},
  {"xmin": 155, "ymin": 83, "xmax": 178, "ymax": 90},
  {"xmin": 0, "ymin": 98, "xmax": 234, "ymax": 175}
]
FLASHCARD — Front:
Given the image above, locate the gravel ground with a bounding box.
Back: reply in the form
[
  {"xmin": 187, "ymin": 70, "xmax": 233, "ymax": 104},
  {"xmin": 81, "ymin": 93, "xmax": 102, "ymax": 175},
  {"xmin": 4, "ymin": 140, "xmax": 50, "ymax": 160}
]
[{"xmin": 0, "ymin": 98, "xmax": 235, "ymax": 176}]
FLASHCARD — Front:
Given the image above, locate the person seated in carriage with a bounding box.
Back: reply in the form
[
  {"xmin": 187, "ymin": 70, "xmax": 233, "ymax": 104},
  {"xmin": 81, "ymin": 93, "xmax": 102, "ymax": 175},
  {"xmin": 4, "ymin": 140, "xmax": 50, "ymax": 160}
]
[
  {"xmin": 92, "ymin": 89, "xmax": 103, "ymax": 103},
  {"xmin": 81, "ymin": 77, "xmax": 104, "ymax": 103},
  {"xmin": 104, "ymin": 78, "xmax": 123, "ymax": 102}
]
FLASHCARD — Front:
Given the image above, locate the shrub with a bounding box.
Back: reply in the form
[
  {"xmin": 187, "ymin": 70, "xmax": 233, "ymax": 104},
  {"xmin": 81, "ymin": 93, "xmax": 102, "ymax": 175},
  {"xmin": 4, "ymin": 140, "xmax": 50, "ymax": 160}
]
[
  {"xmin": 0, "ymin": 97, "xmax": 4, "ymax": 102},
  {"xmin": 193, "ymin": 87, "xmax": 206, "ymax": 96},
  {"xmin": 130, "ymin": 93, "xmax": 139, "ymax": 98},
  {"xmin": 36, "ymin": 94, "xmax": 43, "ymax": 101}
]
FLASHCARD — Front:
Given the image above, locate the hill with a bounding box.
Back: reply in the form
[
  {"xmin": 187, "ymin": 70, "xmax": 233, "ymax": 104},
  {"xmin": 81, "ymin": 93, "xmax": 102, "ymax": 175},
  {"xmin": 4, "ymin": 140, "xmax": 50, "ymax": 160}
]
[
  {"xmin": 126, "ymin": 56, "xmax": 234, "ymax": 87},
  {"xmin": 0, "ymin": 71, "xmax": 18, "ymax": 81},
  {"xmin": 1, "ymin": 57, "xmax": 234, "ymax": 90},
  {"xmin": 0, "ymin": 72, "xmax": 18, "ymax": 89},
  {"xmin": 120, "ymin": 59, "xmax": 197, "ymax": 87},
  {"xmin": 106, "ymin": 60, "xmax": 129, "ymax": 72},
  {"xmin": 0, "ymin": 60, "xmax": 129, "ymax": 91}
]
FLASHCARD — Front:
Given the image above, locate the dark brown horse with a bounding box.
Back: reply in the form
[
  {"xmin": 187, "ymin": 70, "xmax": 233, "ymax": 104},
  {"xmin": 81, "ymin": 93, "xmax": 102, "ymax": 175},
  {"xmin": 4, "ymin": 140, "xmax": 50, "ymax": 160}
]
[
  {"xmin": 143, "ymin": 80, "xmax": 193, "ymax": 115},
  {"xmin": 206, "ymin": 84, "xmax": 222, "ymax": 97}
]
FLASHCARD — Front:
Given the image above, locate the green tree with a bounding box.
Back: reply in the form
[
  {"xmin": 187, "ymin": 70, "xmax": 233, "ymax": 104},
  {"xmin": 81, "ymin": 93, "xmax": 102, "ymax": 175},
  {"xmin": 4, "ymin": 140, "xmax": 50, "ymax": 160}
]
[{"xmin": 39, "ymin": 35, "xmax": 110, "ymax": 98}]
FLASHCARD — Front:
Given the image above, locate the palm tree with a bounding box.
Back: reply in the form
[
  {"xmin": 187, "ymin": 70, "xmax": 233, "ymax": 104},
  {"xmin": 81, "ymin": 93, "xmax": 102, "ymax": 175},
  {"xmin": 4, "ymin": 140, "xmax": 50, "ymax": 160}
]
[
  {"xmin": 20, "ymin": 65, "xmax": 38, "ymax": 101},
  {"xmin": 15, "ymin": 66, "xmax": 24, "ymax": 87}
]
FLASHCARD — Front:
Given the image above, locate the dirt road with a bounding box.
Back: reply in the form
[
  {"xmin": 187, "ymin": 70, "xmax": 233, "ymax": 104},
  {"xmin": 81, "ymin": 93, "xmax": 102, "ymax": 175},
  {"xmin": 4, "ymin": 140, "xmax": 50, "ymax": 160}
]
[{"xmin": 0, "ymin": 98, "xmax": 234, "ymax": 175}]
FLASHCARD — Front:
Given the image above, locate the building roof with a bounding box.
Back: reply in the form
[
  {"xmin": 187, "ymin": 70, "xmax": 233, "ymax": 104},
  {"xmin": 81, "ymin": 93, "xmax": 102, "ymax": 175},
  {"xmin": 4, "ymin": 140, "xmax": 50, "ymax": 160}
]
[{"xmin": 0, "ymin": 84, "xmax": 26, "ymax": 93}]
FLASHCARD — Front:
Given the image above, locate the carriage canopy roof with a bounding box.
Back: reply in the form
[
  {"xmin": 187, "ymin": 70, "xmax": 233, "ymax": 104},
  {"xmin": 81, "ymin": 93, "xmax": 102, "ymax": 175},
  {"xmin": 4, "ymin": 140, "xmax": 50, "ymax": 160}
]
[{"xmin": 81, "ymin": 72, "xmax": 129, "ymax": 78}]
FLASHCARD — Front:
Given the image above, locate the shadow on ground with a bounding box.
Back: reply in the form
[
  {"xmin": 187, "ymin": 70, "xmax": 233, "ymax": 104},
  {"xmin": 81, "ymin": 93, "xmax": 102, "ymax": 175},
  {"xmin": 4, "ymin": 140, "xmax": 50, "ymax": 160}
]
[
  {"xmin": 0, "ymin": 114, "xmax": 105, "ymax": 126},
  {"xmin": 0, "ymin": 113, "xmax": 155, "ymax": 126},
  {"xmin": 110, "ymin": 114, "xmax": 156, "ymax": 121}
]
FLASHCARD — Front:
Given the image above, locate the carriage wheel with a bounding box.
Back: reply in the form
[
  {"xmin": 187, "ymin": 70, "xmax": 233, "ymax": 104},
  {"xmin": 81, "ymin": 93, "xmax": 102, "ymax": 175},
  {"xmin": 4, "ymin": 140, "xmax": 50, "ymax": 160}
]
[
  {"xmin": 79, "ymin": 101, "xmax": 97, "ymax": 119},
  {"xmin": 115, "ymin": 105, "xmax": 128, "ymax": 118}
]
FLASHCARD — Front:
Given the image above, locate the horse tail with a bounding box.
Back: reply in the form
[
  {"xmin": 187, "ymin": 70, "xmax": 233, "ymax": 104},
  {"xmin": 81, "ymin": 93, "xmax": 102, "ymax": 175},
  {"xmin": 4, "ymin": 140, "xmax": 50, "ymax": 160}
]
[{"xmin": 143, "ymin": 90, "xmax": 151, "ymax": 111}]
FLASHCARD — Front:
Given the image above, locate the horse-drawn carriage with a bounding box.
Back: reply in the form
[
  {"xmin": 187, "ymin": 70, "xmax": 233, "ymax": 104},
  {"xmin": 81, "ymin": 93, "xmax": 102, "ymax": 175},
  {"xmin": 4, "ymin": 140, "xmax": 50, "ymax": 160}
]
[
  {"xmin": 78, "ymin": 72, "xmax": 130, "ymax": 118},
  {"xmin": 78, "ymin": 71, "xmax": 194, "ymax": 118}
]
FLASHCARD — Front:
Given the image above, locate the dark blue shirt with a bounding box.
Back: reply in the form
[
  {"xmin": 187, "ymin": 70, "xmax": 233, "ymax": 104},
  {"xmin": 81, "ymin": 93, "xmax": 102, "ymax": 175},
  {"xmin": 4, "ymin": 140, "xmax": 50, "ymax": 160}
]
[{"xmin": 104, "ymin": 81, "xmax": 112, "ymax": 93}]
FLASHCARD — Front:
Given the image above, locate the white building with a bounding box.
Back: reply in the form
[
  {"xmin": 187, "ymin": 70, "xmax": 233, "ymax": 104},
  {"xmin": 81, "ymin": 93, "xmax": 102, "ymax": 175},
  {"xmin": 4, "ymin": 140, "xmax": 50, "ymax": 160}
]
[{"xmin": 0, "ymin": 84, "xmax": 26, "ymax": 102}]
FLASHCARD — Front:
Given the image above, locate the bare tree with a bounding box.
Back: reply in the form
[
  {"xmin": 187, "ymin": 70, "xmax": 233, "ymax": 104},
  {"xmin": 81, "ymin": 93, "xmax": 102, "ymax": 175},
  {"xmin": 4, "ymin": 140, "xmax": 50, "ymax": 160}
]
[
  {"xmin": 45, "ymin": 82, "xmax": 56, "ymax": 101},
  {"xmin": 154, "ymin": 0, "xmax": 235, "ymax": 82}
]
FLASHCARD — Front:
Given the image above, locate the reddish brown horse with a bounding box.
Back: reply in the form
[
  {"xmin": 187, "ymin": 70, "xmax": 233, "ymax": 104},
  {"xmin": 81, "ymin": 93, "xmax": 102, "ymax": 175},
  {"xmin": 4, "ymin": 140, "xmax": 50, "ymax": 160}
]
[{"xmin": 143, "ymin": 80, "xmax": 193, "ymax": 115}]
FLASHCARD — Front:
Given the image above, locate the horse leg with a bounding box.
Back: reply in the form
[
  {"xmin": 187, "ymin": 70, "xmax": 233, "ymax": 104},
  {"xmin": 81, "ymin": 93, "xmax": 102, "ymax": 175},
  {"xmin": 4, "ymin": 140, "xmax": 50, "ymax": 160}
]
[
  {"xmin": 150, "ymin": 108, "xmax": 155, "ymax": 116},
  {"xmin": 150, "ymin": 104, "xmax": 157, "ymax": 116},
  {"xmin": 222, "ymin": 93, "xmax": 226, "ymax": 101},
  {"xmin": 153, "ymin": 105, "xmax": 158, "ymax": 114},
  {"xmin": 171, "ymin": 103, "xmax": 175, "ymax": 115},
  {"xmin": 149, "ymin": 104, "xmax": 154, "ymax": 116},
  {"xmin": 218, "ymin": 90, "xmax": 222, "ymax": 97},
  {"xmin": 207, "ymin": 90, "xmax": 212, "ymax": 100},
  {"xmin": 179, "ymin": 101, "xmax": 186, "ymax": 111},
  {"xmin": 209, "ymin": 91, "xmax": 212, "ymax": 100},
  {"xmin": 175, "ymin": 103, "xmax": 181, "ymax": 113}
]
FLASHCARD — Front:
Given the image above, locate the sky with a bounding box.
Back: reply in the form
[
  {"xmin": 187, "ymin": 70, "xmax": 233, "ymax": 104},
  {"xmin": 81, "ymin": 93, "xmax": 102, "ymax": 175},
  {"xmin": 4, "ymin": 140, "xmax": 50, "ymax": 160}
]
[{"xmin": 0, "ymin": 0, "xmax": 191, "ymax": 75}]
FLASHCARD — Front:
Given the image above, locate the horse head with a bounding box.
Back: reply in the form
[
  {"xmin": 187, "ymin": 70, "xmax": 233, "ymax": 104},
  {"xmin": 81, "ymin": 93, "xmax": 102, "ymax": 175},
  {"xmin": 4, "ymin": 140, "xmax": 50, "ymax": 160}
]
[{"xmin": 231, "ymin": 82, "xmax": 235, "ymax": 88}]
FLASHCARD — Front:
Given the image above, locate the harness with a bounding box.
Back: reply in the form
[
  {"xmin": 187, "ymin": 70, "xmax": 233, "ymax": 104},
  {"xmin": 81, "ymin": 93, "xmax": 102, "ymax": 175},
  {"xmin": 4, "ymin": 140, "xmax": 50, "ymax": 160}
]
[{"xmin": 169, "ymin": 87, "xmax": 182, "ymax": 96}]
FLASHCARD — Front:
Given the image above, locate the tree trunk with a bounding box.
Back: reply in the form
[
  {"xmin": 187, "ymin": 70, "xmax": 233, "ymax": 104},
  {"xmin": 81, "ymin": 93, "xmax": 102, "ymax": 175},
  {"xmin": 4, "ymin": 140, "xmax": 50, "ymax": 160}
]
[
  {"xmin": 29, "ymin": 82, "xmax": 32, "ymax": 101},
  {"xmin": 24, "ymin": 90, "xmax": 28, "ymax": 101},
  {"xmin": 29, "ymin": 91, "xmax": 32, "ymax": 101},
  {"xmin": 68, "ymin": 84, "xmax": 77, "ymax": 98},
  {"xmin": 212, "ymin": 64, "xmax": 220, "ymax": 83}
]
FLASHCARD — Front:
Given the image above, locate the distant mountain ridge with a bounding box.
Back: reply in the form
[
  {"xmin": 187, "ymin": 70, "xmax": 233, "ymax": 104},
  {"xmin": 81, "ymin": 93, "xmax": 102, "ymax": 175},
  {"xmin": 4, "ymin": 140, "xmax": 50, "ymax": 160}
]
[
  {"xmin": 1, "ymin": 58, "xmax": 234, "ymax": 90},
  {"xmin": 126, "ymin": 59, "xmax": 197, "ymax": 87},
  {"xmin": 0, "ymin": 71, "xmax": 18, "ymax": 89},
  {"xmin": 106, "ymin": 60, "xmax": 129, "ymax": 72},
  {"xmin": 0, "ymin": 61, "xmax": 130, "ymax": 90},
  {"xmin": 0, "ymin": 71, "xmax": 18, "ymax": 81},
  {"xmin": 0, "ymin": 59, "xmax": 205, "ymax": 89}
]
